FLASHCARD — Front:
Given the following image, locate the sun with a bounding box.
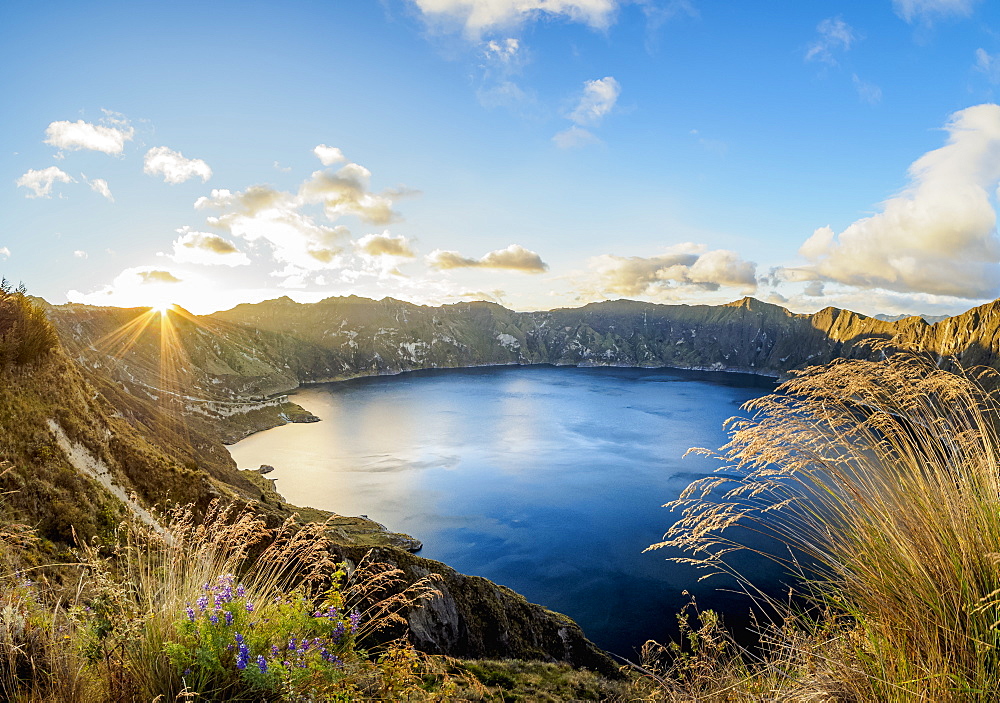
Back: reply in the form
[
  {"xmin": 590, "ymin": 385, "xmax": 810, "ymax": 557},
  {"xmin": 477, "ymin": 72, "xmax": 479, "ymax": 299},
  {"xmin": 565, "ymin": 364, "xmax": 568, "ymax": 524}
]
[{"xmin": 150, "ymin": 301, "xmax": 175, "ymax": 315}]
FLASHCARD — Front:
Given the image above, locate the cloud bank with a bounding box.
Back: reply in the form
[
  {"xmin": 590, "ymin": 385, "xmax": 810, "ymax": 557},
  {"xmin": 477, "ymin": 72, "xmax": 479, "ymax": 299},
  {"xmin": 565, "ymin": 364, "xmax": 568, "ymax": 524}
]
[
  {"xmin": 796, "ymin": 103, "xmax": 1000, "ymax": 299},
  {"xmin": 192, "ymin": 152, "xmax": 410, "ymax": 286}
]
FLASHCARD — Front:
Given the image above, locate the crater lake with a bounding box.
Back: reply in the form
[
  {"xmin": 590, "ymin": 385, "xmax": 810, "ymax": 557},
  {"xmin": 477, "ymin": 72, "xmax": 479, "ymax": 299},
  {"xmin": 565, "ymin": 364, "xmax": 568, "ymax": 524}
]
[{"xmin": 228, "ymin": 365, "xmax": 779, "ymax": 656}]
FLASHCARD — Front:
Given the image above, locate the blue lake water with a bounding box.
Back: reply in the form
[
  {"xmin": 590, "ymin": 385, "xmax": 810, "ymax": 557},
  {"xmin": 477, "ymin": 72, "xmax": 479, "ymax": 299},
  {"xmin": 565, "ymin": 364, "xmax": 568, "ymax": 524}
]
[{"xmin": 227, "ymin": 365, "xmax": 782, "ymax": 656}]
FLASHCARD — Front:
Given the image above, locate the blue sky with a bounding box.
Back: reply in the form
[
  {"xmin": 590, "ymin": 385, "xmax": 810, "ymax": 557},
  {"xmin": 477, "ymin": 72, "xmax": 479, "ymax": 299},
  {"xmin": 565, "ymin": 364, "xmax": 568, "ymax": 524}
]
[{"xmin": 3, "ymin": 0, "xmax": 1000, "ymax": 316}]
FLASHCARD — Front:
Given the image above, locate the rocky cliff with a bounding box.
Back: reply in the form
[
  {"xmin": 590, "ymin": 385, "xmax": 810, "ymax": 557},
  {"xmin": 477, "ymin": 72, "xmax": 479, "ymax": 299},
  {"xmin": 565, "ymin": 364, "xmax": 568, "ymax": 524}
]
[{"xmin": 207, "ymin": 294, "xmax": 1000, "ymax": 385}]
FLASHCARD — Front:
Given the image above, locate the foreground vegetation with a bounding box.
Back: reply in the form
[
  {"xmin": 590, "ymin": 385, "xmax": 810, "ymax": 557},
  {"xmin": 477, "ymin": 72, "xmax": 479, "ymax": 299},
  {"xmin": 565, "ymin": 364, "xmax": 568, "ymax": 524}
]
[{"xmin": 0, "ymin": 492, "xmax": 646, "ymax": 701}]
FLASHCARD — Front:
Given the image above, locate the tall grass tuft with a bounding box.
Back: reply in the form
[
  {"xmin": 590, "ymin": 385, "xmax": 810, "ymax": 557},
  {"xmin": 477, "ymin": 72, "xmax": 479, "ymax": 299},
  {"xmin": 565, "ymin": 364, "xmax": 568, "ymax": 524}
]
[
  {"xmin": 649, "ymin": 347, "xmax": 1000, "ymax": 700},
  {"xmin": 80, "ymin": 501, "xmax": 442, "ymax": 700},
  {"xmin": 0, "ymin": 280, "xmax": 58, "ymax": 369}
]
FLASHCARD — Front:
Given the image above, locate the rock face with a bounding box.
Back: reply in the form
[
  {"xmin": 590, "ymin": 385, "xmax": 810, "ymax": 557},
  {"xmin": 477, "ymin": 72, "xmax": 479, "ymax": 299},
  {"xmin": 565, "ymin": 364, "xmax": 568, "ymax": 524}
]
[
  {"xmin": 206, "ymin": 294, "xmax": 1000, "ymax": 385},
  {"xmin": 339, "ymin": 546, "xmax": 618, "ymax": 677}
]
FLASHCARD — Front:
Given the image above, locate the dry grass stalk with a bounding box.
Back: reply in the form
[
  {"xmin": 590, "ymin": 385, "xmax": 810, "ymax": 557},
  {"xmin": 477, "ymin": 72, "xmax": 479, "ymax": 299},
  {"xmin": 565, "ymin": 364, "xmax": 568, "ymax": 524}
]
[{"xmin": 647, "ymin": 347, "xmax": 1000, "ymax": 700}]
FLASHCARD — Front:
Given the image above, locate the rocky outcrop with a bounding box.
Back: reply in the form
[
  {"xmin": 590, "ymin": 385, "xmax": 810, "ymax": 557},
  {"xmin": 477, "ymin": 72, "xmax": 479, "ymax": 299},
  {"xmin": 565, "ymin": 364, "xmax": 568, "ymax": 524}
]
[{"xmin": 339, "ymin": 545, "xmax": 618, "ymax": 677}]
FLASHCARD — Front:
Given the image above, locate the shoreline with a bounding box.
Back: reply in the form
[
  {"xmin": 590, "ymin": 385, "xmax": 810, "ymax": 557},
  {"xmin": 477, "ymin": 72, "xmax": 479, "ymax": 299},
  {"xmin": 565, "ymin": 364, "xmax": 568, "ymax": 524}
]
[{"xmin": 224, "ymin": 360, "xmax": 779, "ymax": 557}]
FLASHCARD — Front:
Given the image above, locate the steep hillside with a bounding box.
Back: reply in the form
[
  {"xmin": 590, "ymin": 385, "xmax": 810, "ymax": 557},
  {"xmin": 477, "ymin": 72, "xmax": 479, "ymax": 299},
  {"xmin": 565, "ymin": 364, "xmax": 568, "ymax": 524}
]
[
  {"xmin": 6, "ymin": 291, "xmax": 615, "ymax": 672},
  {"xmin": 210, "ymin": 294, "xmax": 1000, "ymax": 382},
  {"xmin": 42, "ymin": 295, "xmax": 1000, "ymax": 450}
]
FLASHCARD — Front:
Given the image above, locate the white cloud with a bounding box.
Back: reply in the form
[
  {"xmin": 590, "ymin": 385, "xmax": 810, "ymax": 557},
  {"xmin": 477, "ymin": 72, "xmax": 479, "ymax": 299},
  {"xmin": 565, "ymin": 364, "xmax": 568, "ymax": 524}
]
[
  {"xmin": 44, "ymin": 119, "xmax": 134, "ymax": 155},
  {"xmin": 975, "ymin": 48, "xmax": 1000, "ymax": 84},
  {"xmin": 73, "ymin": 250, "xmax": 88, "ymax": 259},
  {"xmin": 582, "ymin": 244, "xmax": 758, "ymax": 298},
  {"xmin": 853, "ymin": 74, "xmax": 883, "ymax": 105},
  {"xmin": 552, "ymin": 126, "xmax": 600, "ymax": 149},
  {"xmin": 313, "ymin": 144, "xmax": 346, "ymax": 166},
  {"xmin": 410, "ymin": 0, "xmax": 618, "ymax": 35},
  {"xmin": 190, "ymin": 157, "xmax": 416, "ymax": 288},
  {"xmin": 298, "ymin": 163, "xmax": 399, "ymax": 224},
  {"xmin": 85, "ymin": 176, "xmax": 114, "ymax": 202},
  {"xmin": 15, "ymin": 166, "xmax": 75, "ymax": 198},
  {"xmin": 893, "ymin": 0, "xmax": 980, "ymax": 23},
  {"xmin": 484, "ymin": 37, "xmax": 520, "ymax": 62},
  {"xmin": 355, "ymin": 231, "xmax": 417, "ymax": 258},
  {"xmin": 553, "ymin": 76, "xmax": 620, "ymax": 148},
  {"xmin": 168, "ymin": 227, "xmax": 250, "ymax": 267},
  {"xmin": 426, "ymin": 244, "xmax": 548, "ymax": 272},
  {"xmin": 144, "ymin": 146, "xmax": 212, "ymax": 184},
  {"xmin": 796, "ymin": 103, "xmax": 1000, "ymax": 298},
  {"xmin": 199, "ymin": 187, "xmax": 350, "ymax": 274},
  {"xmin": 569, "ymin": 76, "xmax": 621, "ymax": 126},
  {"xmin": 0, "ymin": 247, "xmax": 9, "ymax": 260},
  {"xmin": 805, "ymin": 17, "xmax": 856, "ymax": 64}
]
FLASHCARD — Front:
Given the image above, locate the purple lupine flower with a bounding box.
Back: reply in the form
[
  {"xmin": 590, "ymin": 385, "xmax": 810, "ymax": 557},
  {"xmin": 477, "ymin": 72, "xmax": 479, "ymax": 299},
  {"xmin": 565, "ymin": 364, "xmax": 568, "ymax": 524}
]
[
  {"xmin": 185, "ymin": 606, "xmax": 196, "ymax": 622},
  {"xmin": 331, "ymin": 621, "xmax": 345, "ymax": 644},
  {"xmin": 202, "ymin": 581, "xmax": 211, "ymax": 591},
  {"xmin": 245, "ymin": 601, "xmax": 255, "ymax": 614},
  {"xmin": 288, "ymin": 637, "xmax": 297, "ymax": 651},
  {"xmin": 349, "ymin": 609, "xmax": 362, "ymax": 631},
  {"xmin": 328, "ymin": 654, "xmax": 344, "ymax": 668},
  {"xmin": 196, "ymin": 595, "xmax": 209, "ymax": 611},
  {"xmin": 209, "ymin": 611, "xmax": 219, "ymax": 625},
  {"xmin": 256, "ymin": 654, "xmax": 267, "ymax": 673},
  {"xmin": 236, "ymin": 583, "xmax": 246, "ymax": 598},
  {"xmin": 236, "ymin": 640, "xmax": 250, "ymax": 670},
  {"xmin": 224, "ymin": 610, "xmax": 234, "ymax": 626},
  {"xmin": 234, "ymin": 632, "xmax": 244, "ymax": 645},
  {"xmin": 328, "ymin": 606, "xmax": 339, "ymax": 618}
]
